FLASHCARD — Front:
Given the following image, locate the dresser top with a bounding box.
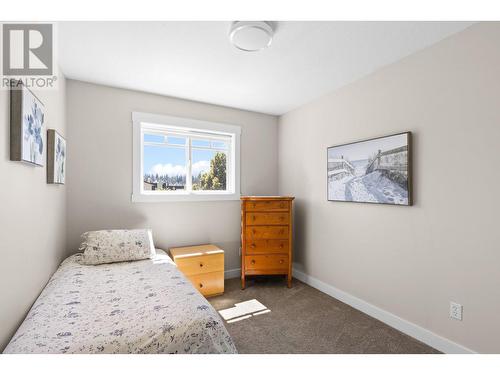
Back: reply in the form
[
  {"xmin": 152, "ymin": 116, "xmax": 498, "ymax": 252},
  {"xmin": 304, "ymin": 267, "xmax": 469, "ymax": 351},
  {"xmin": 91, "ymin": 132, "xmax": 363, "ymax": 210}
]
[
  {"xmin": 169, "ymin": 244, "xmax": 223, "ymax": 259},
  {"xmin": 240, "ymin": 196, "xmax": 295, "ymax": 201}
]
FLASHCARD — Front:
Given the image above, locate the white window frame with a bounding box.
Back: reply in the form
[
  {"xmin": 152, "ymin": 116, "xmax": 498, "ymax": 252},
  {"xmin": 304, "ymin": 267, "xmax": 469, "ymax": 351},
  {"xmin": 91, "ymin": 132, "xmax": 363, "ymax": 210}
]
[{"xmin": 132, "ymin": 112, "xmax": 241, "ymax": 202}]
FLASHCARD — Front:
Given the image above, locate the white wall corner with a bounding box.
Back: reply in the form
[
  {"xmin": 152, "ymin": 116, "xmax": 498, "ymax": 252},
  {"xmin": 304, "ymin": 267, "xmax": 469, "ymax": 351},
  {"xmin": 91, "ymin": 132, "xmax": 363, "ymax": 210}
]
[
  {"xmin": 224, "ymin": 268, "xmax": 241, "ymax": 280},
  {"xmin": 292, "ymin": 263, "xmax": 476, "ymax": 354}
]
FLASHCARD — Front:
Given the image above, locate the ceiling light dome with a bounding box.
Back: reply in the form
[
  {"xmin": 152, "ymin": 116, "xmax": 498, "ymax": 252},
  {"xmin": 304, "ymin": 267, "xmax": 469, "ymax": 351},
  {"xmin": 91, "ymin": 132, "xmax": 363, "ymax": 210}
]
[{"xmin": 229, "ymin": 21, "xmax": 274, "ymax": 52}]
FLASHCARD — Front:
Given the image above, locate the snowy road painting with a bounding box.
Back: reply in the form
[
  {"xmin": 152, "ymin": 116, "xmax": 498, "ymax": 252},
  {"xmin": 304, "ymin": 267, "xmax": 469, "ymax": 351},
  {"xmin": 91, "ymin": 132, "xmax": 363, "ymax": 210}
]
[{"xmin": 327, "ymin": 132, "xmax": 411, "ymax": 206}]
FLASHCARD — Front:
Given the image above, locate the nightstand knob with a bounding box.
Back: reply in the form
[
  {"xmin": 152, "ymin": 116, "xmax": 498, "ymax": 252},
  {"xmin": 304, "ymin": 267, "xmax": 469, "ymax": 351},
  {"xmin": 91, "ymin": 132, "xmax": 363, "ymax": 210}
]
[
  {"xmin": 251, "ymin": 260, "xmax": 255, "ymax": 265},
  {"xmin": 199, "ymin": 283, "xmax": 203, "ymax": 288},
  {"xmin": 279, "ymin": 259, "xmax": 284, "ymax": 264}
]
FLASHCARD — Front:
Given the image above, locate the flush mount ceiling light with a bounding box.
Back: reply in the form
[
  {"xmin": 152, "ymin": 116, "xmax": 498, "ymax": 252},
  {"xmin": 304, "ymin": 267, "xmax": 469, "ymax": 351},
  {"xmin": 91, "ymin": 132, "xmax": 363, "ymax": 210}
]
[{"xmin": 229, "ymin": 21, "xmax": 274, "ymax": 52}]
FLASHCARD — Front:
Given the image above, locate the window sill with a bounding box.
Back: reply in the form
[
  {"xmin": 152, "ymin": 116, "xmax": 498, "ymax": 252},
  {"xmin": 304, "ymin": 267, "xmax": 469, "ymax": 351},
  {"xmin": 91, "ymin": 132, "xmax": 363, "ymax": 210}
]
[{"xmin": 131, "ymin": 192, "xmax": 241, "ymax": 203}]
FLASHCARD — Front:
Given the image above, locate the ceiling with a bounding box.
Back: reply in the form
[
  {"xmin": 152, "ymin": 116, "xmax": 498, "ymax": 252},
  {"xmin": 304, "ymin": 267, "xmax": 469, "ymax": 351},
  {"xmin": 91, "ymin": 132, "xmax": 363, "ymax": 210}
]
[{"xmin": 58, "ymin": 21, "xmax": 473, "ymax": 116}]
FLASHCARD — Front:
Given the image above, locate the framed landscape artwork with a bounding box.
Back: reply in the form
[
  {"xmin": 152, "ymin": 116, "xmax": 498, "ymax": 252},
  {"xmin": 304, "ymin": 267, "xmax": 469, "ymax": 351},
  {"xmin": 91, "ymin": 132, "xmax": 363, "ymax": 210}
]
[
  {"xmin": 10, "ymin": 80, "xmax": 46, "ymax": 166},
  {"xmin": 47, "ymin": 129, "xmax": 66, "ymax": 184},
  {"xmin": 327, "ymin": 132, "xmax": 412, "ymax": 206}
]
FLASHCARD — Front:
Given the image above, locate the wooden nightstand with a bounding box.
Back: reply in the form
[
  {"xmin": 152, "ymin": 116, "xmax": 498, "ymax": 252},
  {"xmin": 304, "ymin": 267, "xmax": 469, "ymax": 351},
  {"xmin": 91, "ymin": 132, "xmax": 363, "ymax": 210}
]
[{"xmin": 169, "ymin": 244, "xmax": 224, "ymax": 297}]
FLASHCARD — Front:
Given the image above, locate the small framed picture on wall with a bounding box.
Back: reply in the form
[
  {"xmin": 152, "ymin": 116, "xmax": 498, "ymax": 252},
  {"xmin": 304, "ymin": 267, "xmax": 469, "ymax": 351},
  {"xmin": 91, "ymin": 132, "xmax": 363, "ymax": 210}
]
[
  {"xmin": 47, "ymin": 129, "xmax": 66, "ymax": 184},
  {"xmin": 10, "ymin": 80, "xmax": 46, "ymax": 166}
]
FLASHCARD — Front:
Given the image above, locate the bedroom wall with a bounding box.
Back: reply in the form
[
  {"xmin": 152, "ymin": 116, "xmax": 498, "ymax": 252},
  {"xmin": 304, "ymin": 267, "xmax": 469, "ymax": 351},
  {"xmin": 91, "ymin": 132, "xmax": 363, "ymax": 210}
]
[
  {"xmin": 65, "ymin": 80, "xmax": 278, "ymax": 272},
  {"xmin": 0, "ymin": 72, "xmax": 67, "ymax": 351},
  {"xmin": 278, "ymin": 22, "xmax": 500, "ymax": 353}
]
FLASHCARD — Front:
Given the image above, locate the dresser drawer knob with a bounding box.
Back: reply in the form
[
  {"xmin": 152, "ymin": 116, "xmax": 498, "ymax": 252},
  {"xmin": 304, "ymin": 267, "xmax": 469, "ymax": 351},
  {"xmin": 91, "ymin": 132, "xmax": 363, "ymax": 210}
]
[
  {"xmin": 279, "ymin": 259, "xmax": 284, "ymax": 264},
  {"xmin": 199, "ymin": 262, "xmax": 204, "ymax": 268},
  {"xmin": 199, "ymin": 283, "xmax": 203, "ymax": 288},
  {"xmin": 251, "ymin": 260, "xmax": 256, "ymax": 265},
  {"xmin": 250, "ymin": 244, "xmax": 256, "ymax": 248},
  {"xmin": 280, "ymin": 243, "xmax": 284, "ymax": 248}
]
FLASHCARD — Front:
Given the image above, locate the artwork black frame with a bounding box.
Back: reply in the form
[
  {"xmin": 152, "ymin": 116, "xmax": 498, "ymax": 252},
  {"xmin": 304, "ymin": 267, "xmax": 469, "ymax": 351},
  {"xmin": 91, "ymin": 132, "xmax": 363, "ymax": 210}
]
[
  {"xmin": 47, "ymin": 129, "xmax": 66, "ymax": 185},
  {"xmin": 326, "ymin": 131, "xmax": 412, "ymax": 206},
  {"xmin": 10, "ymin": 80, "xmax": 46, "ymax": 166}
]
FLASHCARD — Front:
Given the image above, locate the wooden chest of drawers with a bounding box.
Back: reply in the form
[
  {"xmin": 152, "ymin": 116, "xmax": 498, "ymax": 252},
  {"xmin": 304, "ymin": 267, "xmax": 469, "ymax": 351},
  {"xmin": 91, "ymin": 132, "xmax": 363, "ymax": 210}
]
[
  {"xmin": 169, "ymin": 244, "xmax": 224, "ymax": 297},
  {"xmin": 241, "ymin": 196, "xmax": 294, "ymax": 289}
]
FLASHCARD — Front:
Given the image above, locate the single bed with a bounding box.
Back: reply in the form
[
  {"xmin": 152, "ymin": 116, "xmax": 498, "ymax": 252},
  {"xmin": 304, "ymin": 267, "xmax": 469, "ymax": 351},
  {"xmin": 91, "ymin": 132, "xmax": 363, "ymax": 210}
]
[{"xmin": 4, "ymin": 250, "xmax": 237, "ymax": 354}]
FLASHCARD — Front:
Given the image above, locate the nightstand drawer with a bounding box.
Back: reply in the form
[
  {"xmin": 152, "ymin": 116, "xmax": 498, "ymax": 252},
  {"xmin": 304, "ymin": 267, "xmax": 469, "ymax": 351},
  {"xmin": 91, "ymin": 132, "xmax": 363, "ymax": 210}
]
[
  {"xmin": 187, "ymin": 271, "xmax": 224, "ymax": 297},
  {"xmin": 174, "ymin": 254, "xmax": 224, "ymax": 276},
  {"xmin": 246, "ymin": 212, "xmax": 289, "ymax": 225}
]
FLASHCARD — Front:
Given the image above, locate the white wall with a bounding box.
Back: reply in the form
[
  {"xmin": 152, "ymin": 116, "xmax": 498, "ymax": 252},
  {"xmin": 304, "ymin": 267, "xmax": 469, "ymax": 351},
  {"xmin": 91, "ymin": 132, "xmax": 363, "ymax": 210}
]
[
  {"xmin": 0, "ymin": 73, "xmax": 67, "ymax": 351},
  {"xmin": 66, "ymin": 80, "xmax": 278, "ymax": 271},
  {"xmin": 278, "ymin": 22, "xmax": 500, "ymax": 353}
]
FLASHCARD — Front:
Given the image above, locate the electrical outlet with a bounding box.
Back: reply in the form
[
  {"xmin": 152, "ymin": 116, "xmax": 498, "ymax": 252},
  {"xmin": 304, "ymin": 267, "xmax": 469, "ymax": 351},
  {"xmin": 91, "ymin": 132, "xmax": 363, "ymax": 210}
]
[{"xmin": 450, "ymin": 301, "xmax": 463, "ymax": 321}]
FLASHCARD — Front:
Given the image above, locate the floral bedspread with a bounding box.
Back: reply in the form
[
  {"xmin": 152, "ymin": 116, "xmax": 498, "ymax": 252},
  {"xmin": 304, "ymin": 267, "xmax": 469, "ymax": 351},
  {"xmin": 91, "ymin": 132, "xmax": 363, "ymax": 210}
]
[{"xmin": 4, "ymin": 251, "xmax": 236, "ymax": 354}]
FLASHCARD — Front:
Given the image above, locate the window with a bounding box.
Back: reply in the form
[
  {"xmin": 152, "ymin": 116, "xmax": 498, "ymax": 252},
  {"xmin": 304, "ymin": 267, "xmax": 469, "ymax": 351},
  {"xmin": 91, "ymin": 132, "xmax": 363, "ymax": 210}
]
[{"xmin": 132, "ymin": 112, "xmax": 241, "ymax": 202}]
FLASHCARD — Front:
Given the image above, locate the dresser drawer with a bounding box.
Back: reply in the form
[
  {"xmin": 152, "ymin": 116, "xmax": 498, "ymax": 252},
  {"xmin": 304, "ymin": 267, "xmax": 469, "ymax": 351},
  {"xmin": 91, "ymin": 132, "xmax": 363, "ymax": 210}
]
[
  {"xmin": 187, "ymin": 271, "xmax": 224, "ymax": 297},
  {"xmin": 246, "ymin": 225, "xmax": 288, "ymax": 240},
  {"xmin": 246, "ymin": 212, "xmax": 289, "ymax": 225},
  {"xmin": 246, "ymin": 239, "xmax": 288, "ymax": 254},
  {"xmin": 245, "ymin": 255, "xmax": 289, "ymax": 274},
  {"xmin": 245, "ymin": 200, "xmax": 289, "ymax": 212},
  {"xmin": 174, "ymin": 253, "xmax": 224, "ymax": 276}
]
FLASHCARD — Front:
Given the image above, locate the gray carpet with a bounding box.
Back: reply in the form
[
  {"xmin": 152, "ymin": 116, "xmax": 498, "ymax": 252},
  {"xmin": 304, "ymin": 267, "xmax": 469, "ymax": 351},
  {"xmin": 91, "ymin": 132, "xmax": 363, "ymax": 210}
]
[{"xmin": 208, "ymin": 277, "xmax": 440, "ymax": 354}]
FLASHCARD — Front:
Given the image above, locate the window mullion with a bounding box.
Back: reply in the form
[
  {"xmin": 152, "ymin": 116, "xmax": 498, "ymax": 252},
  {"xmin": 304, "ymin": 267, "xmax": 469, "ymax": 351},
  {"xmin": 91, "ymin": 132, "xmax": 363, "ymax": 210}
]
[
  {"xmin": 226, "ymin": 148, "xmax": 231, "ymax": 192},
  {"xmin": 186, "ymin": 137, "xmax": 193, "ymax": 193}
]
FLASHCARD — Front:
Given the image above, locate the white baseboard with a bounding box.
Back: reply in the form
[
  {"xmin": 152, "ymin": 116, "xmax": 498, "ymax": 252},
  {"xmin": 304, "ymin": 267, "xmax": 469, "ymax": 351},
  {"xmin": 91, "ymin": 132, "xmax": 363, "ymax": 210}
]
[
  {"xmin": 224, "ymin": 268, "xmax": 241, "ymax": 279},
  {"xmin": 292, "ymin": 266, "xmax": 476, "ymax": 354}
]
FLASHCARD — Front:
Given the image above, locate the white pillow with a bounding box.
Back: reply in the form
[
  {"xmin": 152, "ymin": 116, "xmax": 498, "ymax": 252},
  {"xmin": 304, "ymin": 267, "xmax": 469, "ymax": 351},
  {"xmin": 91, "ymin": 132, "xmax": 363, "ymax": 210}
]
[{"xmin": 79, "ymin": 229, "xmax": 156, "ymax": 265}]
